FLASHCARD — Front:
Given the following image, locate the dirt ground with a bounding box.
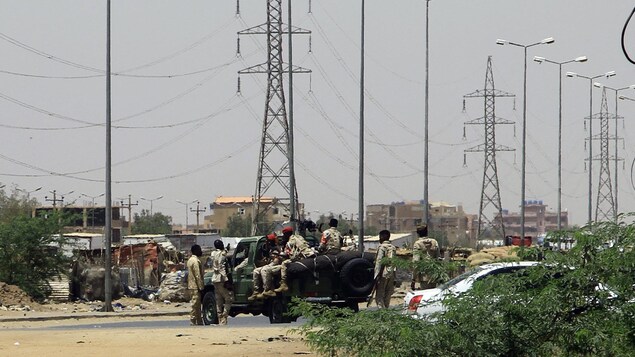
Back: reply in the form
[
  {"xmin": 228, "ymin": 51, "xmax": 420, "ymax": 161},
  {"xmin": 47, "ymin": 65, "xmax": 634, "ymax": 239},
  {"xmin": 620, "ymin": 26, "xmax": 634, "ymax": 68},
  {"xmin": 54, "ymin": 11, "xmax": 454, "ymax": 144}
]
[{"xmin": 0, "ymin": 315, "xmax": 315, "ymax": 357}]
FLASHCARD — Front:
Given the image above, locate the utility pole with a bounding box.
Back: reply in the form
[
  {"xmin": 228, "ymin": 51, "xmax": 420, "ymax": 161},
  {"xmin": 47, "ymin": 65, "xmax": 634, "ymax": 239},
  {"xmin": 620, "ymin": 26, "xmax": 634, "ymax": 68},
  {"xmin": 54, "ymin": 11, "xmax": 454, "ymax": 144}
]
[
  {"xmin": 119, "ymin": 194, "xmax": 138, "ymax": 235},
  {"xmin": 237, "ymin": 0, "xmax": 311, "ymax": 235},
  {"xmin": 45, "ymin": 190, "xmax": 74, "ymax": 209},
  {"xmin": 190, "ymin": 201, "xmax": 206, "ymax": 233},
  {"xmin": 463, "ymin": 56, "xmax": 515, "ymax": 241}
]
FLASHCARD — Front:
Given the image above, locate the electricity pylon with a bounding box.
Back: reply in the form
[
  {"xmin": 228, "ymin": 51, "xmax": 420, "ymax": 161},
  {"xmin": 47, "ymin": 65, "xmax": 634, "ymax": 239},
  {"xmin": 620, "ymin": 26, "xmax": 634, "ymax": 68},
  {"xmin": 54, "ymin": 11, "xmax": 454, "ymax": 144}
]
[
  {"xmin": 590, "ymin": 88, "xmax": 615, "ymax": 221},
  {"xmin": 463, "ymin": 56, "xmax": 516, "ymax": 240},
  {"xmin": 238, "ymin": 0, "xmax": 310, "ymax": 235}
]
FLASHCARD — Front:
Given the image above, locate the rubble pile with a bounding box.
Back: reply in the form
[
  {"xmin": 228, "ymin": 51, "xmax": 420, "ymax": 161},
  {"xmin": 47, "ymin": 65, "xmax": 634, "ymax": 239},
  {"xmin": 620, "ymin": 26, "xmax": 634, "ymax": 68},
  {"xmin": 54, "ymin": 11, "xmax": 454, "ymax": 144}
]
[
  {"xmin": 158, "ymin": 270, "xmax": 189, "ymax": 302},
  {"xmin": 0, "ymin": 282, "xmax": 38, "ymax": 310}
]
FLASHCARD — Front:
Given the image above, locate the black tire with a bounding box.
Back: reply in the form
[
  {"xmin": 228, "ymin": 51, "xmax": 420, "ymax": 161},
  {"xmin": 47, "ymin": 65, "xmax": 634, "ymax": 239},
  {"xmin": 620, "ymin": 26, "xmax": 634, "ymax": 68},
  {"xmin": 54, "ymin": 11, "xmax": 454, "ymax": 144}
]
[
  {"xmin": 346, "ymin": 300, "xmax": 360, "ymax": 313},
  {"xmin": 268, "ymin": 296, "xmax": 292, "ymax": 324},
  {"xmin": 202, "ymin": 291, "xmax": 219, "ymax": 325},
  {"xmin": 339, "ymin": 258, "xmax": 374, "ymax": 296}
]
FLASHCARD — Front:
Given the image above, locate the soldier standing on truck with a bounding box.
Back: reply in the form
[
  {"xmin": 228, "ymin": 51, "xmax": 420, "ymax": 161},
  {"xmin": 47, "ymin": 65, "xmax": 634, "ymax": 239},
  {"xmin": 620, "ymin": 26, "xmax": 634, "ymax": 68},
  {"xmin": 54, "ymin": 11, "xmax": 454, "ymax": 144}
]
[
  {"xmin": 187, "ymin": 244, "xmax": 205, "ymax": 325},
  {"xmin": 411, "ymin": 225, "xmax": 440, "ymax": 290},
  {"xmin": 319, "ymin": 218, "xmax": 343, "ymax": 254},
  {"xmin": 210, "ymin": 239, "xmax": 232, "ymax": 325},
  {"xmin": 374, "ymin": 230, "xmax": 397, "ymax": 309},
  {"xmin": 262, "ymin": 226, "xmax": 316, "ymax": 294}
]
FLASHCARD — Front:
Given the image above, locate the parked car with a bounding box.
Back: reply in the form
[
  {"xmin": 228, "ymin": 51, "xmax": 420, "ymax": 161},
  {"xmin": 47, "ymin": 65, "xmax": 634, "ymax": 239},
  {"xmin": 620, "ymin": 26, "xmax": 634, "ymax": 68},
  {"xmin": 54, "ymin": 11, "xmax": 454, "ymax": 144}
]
[{"xmin": 403, "ymin": 261, "xmax": 540, "ymax": 319}]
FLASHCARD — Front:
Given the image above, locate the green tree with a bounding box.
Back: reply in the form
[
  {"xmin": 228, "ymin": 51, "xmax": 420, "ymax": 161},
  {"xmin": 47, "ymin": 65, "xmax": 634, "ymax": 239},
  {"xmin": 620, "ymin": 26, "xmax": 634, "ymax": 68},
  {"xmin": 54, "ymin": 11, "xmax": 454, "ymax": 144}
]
[
  {"xmin": 0, "ymin": 188, "xmax": 70, "ymax": 301},
  {"xmin": 225, "ymin": 214, "xmax": 252, "ymax": 237},
  {"xmin": 131, "ymin": 209, "xmax": 172, "ymax": 234},
  {"xmin": 293, "ymin": 217, "xmax": 635, "ymax": 357}
]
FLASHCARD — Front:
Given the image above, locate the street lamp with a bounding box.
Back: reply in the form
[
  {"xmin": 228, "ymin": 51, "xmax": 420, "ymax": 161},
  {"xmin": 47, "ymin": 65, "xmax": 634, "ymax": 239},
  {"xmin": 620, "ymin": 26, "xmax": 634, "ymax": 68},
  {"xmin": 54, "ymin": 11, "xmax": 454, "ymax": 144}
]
[
  {"xmin": 496, "ymin": 36, "xmax": 554, "ymax": 242},
  {"xmin": 593, "ymin": 82, "xmax": 635, "ymax": 221},
  {"xmin": 566, "ymin": 71, "xmax": 616, "ymax": 223},
  {"xmin": 176, "ymin": 199, "xmax": 197, "ymax": 233},
  {"xmin": 81, "ymin": 193, "xmax": 105, "ymax": 230},
  {"xmin": 140, "ymin": 195, "xmax": 163, "ymax": 215},
  {"xmin": 16, "ymin": 186, "xmax": 42, "ymax": 199},
  {"xmin": 533, "ymin": 55, "xmax": 587, "ymax": 231}
]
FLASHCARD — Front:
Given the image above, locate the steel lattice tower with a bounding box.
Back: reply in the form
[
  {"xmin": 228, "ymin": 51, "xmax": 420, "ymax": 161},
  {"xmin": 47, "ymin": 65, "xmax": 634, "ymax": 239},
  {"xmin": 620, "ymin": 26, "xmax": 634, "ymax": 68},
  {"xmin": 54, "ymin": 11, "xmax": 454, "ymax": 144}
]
[
  {"xmin": 238, "ymin": 0, "xmax": 310, "ymax": 235},
  {"xmin": 463, "ymin": 56, "xmax": 516, "ymax": 240},
  {"xmin": 591, "ymin": 88, "xmax": 616, "ymax": 221}
]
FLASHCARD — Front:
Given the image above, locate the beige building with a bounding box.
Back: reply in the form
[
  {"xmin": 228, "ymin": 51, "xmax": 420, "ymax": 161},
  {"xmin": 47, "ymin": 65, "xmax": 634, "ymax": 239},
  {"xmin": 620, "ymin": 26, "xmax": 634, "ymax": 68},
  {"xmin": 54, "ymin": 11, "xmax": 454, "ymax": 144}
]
[
  {"xmin": 365, "ymin": 200, "xmax": 472, "ymax": 246},
  {"xmin": 34, "ymin": 205, "xmax": 128, "ymax": 243},
  {"xmin": 205, "ymin": 196, "xmax": 303, "ymax": 234},
  {"xmin": 498, "ymin": 200, "xmax": 568, "ymax": 237}
]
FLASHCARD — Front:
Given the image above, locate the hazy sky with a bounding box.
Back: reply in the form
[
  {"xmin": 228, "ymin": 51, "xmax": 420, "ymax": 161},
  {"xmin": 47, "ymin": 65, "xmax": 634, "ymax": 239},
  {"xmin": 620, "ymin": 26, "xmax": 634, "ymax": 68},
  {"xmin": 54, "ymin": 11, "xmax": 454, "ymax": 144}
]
[{"xmin": 1, "ymin": 1, "xmax": 634, "ymax": 227}]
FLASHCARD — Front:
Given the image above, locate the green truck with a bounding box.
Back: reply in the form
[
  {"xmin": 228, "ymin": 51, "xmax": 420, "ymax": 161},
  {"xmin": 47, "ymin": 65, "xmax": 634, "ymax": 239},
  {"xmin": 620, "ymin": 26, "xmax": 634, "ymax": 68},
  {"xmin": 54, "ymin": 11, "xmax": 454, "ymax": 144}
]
[{"xmin": 202, "ymin": 235, "xmax": 376, "ymax": 324}]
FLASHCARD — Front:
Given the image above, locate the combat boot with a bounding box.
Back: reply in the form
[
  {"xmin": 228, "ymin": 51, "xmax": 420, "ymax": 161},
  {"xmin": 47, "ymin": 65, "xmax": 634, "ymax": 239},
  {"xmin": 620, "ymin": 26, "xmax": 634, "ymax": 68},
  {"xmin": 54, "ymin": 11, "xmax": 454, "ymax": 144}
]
[
  {"xmin": 247, "ymin": 291, "xmax": 261, "ymax": 301},
  {"xmin": 262, "ymin": 290, "xmax": 277, "ymax": 298},
  {"xmin": 274, "ymin": 282, "xmax": 289, "ymax": 293}
]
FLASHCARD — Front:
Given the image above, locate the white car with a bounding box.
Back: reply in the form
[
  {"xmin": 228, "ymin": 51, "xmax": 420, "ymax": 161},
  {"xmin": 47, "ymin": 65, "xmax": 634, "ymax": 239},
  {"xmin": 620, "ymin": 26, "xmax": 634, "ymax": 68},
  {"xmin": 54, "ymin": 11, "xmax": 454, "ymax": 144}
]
[{"xmin": 404, "ymin": 261, "xmax": 540, "ymax": 318}]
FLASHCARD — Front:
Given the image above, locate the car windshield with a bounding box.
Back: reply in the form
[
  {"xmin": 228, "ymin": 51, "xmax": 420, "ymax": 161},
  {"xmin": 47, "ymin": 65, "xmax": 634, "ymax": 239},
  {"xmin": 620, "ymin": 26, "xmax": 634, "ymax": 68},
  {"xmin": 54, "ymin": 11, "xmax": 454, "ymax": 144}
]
[{"xmin": 438, "ymin": 266, "xmax": 486, "ymax": 290}]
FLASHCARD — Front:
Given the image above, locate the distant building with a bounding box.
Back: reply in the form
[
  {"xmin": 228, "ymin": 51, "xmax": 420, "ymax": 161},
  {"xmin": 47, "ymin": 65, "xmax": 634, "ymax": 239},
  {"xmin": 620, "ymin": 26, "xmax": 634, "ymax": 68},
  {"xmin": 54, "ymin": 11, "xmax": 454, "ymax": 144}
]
[
  {"xmin": 365, "ymin": 200, "xmax": 472, "ymax": 246},
  {"xmin": 498, "ymin": 200, "xmax": 568, "ymax": 237},
  {"xmin": 34, "ymin": 205, "xmax": 128, "ymax": 243},
  {"xmin": 205, "ymin": 196, "xmax": 304, "ymax": 234}
]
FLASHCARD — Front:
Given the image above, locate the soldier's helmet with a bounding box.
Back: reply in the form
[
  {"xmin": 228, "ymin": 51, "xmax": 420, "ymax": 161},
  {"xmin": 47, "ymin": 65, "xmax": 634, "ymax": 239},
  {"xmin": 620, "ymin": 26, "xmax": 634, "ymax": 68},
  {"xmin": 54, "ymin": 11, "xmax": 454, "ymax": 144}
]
[{"xmin": 214, "ymin": 239, "xmax": 224, "ymax": 250}]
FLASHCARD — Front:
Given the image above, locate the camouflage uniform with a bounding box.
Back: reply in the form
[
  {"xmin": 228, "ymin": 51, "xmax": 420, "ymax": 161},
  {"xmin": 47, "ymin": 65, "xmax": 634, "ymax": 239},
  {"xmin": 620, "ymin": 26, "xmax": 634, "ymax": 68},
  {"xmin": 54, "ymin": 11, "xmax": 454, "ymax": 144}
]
[
  {"xmin": 187, "ymin": 254, "xmax": 204, "ymax": 325},
  {"xmin": 320, "ymin": 227, "xmax": 343, "ymax": 254},
  {"xmin": 210, "ymin": 249, "xmax": 232, "ymax": 325},
  {"xmin": 412, "ymin": 237, "xmax": 439, "ymax": 289},
  {"xmin": 259, "ymin": 253, "xmax": 283, "ymax": 297},
  {"xmin": 264, "ymin": 234, "xmax": 316, "ymax": 293},
  {"xmin": 374, "ymin": 240, "xmax": 397, "ymax": 309}
]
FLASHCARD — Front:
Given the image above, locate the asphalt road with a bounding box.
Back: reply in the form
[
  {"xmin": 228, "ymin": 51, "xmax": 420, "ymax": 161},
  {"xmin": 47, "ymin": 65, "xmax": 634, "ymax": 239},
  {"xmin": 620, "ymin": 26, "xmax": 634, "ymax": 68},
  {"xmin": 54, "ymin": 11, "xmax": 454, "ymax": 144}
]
[{"xmin": 27, "ymin": 315, "xmax": 306, "ymax": 330}]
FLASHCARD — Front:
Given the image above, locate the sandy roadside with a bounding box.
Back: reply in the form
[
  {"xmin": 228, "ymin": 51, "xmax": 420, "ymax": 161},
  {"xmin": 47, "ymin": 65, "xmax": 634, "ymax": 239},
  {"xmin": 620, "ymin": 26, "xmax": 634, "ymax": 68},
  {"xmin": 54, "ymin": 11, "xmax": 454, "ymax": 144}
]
[{"xmin": 0, "ymin": 316, "xmax": 316, "ymax": 357}]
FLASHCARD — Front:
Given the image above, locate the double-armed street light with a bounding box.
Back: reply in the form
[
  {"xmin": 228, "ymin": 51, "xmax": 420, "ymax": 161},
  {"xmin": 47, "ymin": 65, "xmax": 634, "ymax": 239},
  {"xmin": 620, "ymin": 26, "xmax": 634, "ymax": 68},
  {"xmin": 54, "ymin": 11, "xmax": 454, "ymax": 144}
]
[
  {"xmin": 533, "ymin": 55, "xmax": 587, "ymax": 231},
  {"xmin": 592, "ymin": 82, "xmax": 635, "ymax": 220},
  {"xmin": 81, "ymin": 193, "xmax": 105, "ymax": 229},
  {"xmin": 176, "ymin": 199, "xmax": 197, "ymax": 232},
  {"xmin": 566, "ymin": 71, "xmax": 616, "ymax": 223},
  {"xmin": 140, "ymin": 195, "xmax": 163, "ymax": 216},
  {"xmin": 496, "ymin": 36, "xmax": 554, "ymax": 241},
  {"xmin": 16, "ymin": 186, "xmax": 42, "ymax": 200}
]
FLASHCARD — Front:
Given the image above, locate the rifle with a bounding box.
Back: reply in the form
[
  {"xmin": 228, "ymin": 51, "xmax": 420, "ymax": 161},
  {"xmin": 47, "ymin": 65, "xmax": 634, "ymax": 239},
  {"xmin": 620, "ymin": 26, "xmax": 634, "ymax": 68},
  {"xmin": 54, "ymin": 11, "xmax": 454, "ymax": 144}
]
[{"xmin": 366, "ymin": 265, "xmax": 385, "ymax": 307}]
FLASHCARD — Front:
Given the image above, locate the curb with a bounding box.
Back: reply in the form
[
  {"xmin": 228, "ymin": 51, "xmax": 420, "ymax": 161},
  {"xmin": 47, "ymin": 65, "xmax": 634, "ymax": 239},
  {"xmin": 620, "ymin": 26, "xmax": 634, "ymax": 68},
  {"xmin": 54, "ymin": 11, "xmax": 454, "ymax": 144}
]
[{"xmin": 0, "ymin": 310, "xmax": 189, "ymax": 323}]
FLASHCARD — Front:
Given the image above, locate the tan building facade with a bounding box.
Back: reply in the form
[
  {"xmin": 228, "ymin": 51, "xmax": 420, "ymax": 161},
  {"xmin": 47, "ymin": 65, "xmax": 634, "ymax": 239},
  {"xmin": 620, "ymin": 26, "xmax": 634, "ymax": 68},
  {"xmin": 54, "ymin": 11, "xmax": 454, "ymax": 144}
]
[{"xmin": 498, "ymin": 200, "xmax": 568, "ymax": 237}]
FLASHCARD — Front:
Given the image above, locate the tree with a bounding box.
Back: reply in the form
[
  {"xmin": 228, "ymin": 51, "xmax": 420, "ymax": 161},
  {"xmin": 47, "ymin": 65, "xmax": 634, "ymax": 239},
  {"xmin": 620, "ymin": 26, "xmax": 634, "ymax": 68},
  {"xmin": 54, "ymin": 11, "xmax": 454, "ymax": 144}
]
[
  {"xmin": 132, "ymin": 209, "xmax": 172, "ymax": 234},
  {"xmin": 225, "ymin": 214, "xmax": 252, "ymax": 237},
  {"xmin": 292, "ymin": 217, "xmax": 635, "ymax": 356},
  {"xmin": 0, "ymin": 188, "xmax": 70, "ymax": 301}
]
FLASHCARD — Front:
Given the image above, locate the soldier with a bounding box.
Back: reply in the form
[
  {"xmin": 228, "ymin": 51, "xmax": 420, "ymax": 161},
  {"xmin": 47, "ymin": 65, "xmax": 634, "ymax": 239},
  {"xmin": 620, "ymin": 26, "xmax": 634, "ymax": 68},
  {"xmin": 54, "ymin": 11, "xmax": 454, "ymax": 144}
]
[
  {"xmin": 210, "ymin": 239, "xmax": 232, "ymax": 325},
  {"xmin": 411, "ymin": 225, "xmax": 440, "ymax": 290},
  {"xmin": 244, "ymin": 233, "xmax": 279, "ymax": 301},
  {"xmin": 319, "ymin": 218, "xmax": 343, "ymax": 254},
  {"xmin": 374, "ymin": 230, "xmax": 397, "ymax": 309},
  {"xmin": 187, "ymin": 244, "xmax": 205, "ymax": 325},
  {"xmin": 262, "ymin": 226, "xmax": 316, "ymax": 294}
]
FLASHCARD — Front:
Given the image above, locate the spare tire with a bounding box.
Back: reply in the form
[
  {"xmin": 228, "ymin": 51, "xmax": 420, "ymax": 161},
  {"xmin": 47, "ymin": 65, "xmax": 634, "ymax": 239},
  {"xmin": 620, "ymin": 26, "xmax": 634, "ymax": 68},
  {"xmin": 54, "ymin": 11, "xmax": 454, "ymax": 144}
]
[{"xmin": 339, "ymin": 258, "xmax": 374, "ymax": 296}]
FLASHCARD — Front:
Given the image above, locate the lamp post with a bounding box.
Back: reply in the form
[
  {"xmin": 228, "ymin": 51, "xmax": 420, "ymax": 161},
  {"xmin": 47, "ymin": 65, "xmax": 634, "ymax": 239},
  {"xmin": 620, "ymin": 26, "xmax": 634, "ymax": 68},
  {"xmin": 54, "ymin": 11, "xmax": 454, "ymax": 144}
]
[
  {"xmin": 81, "ymin": 193, "xmax": 105, "ymax": 230},
  {"xmin": 593, "ymin": 83, "xmax": 635, "ymax": 221},
  {"xmin": 533, "ymin": 55, "xmax": 587, "ymax": 231},
  {"xmin": 16, "ymin": 186, "xmax": 42, "ymax": 200},
  {"xmin": 496, "ymin": 36, "xmax": 554, "ymax": 242},
  {"xmin": 140, "ymin": 195, "xmax": 163, "ymax": 216},
  {"xmin": 176, "ymin": 199, "xmax": 196, "ymax": 233},
  {"xmin": 566, "ymin": 71, "xmax": 616, "ymax": 223}
]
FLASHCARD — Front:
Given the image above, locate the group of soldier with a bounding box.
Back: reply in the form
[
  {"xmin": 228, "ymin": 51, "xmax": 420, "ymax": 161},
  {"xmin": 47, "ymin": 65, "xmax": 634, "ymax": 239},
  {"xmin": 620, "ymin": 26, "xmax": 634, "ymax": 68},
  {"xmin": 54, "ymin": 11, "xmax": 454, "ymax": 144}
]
[{"xmin": 186, "ymin": 219, "xmax": 439, "ymax": 325}]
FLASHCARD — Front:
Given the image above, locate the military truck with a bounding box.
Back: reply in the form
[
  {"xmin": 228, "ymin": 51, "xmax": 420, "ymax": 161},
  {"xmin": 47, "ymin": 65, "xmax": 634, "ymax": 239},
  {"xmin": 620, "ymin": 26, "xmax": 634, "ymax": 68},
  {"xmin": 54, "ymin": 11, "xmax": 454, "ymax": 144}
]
[{"xmin": 201, "ymin": 235, "xmax": 375, "ymax": 324}]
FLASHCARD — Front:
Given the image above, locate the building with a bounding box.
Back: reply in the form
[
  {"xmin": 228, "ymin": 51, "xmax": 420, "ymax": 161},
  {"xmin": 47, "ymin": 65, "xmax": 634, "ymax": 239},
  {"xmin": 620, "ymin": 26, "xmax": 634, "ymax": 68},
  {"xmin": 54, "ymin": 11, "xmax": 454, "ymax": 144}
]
[
  {"xmin": 498, "ymin": 200, "xmax": 568, "ymax": 237},
  {"xmin": 34, "ymin": 205, "xmax": 128, "ymax": 243},
  {"xmin": 365, "ymin": 200, "xmax": 471, "ymax": 246},
  {"xmin": 205, "ymin": 196, "xmax": 304, "ymax": 234}
]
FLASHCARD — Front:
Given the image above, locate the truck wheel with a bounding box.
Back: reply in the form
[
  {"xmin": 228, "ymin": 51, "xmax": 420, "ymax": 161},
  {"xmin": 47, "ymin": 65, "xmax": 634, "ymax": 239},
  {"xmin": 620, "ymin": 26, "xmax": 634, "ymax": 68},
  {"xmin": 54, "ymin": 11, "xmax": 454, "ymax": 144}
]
[
  {"xmin": 202, "ymin": 291, "xmax": 219, "ymax": 325},
  {"xmin": 340, "ymin": 258, "xmax": 374, "ymax": 296},
  {"xmin": 268, "ymin": 296, "xmax": 292, "ymax": 324}
]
